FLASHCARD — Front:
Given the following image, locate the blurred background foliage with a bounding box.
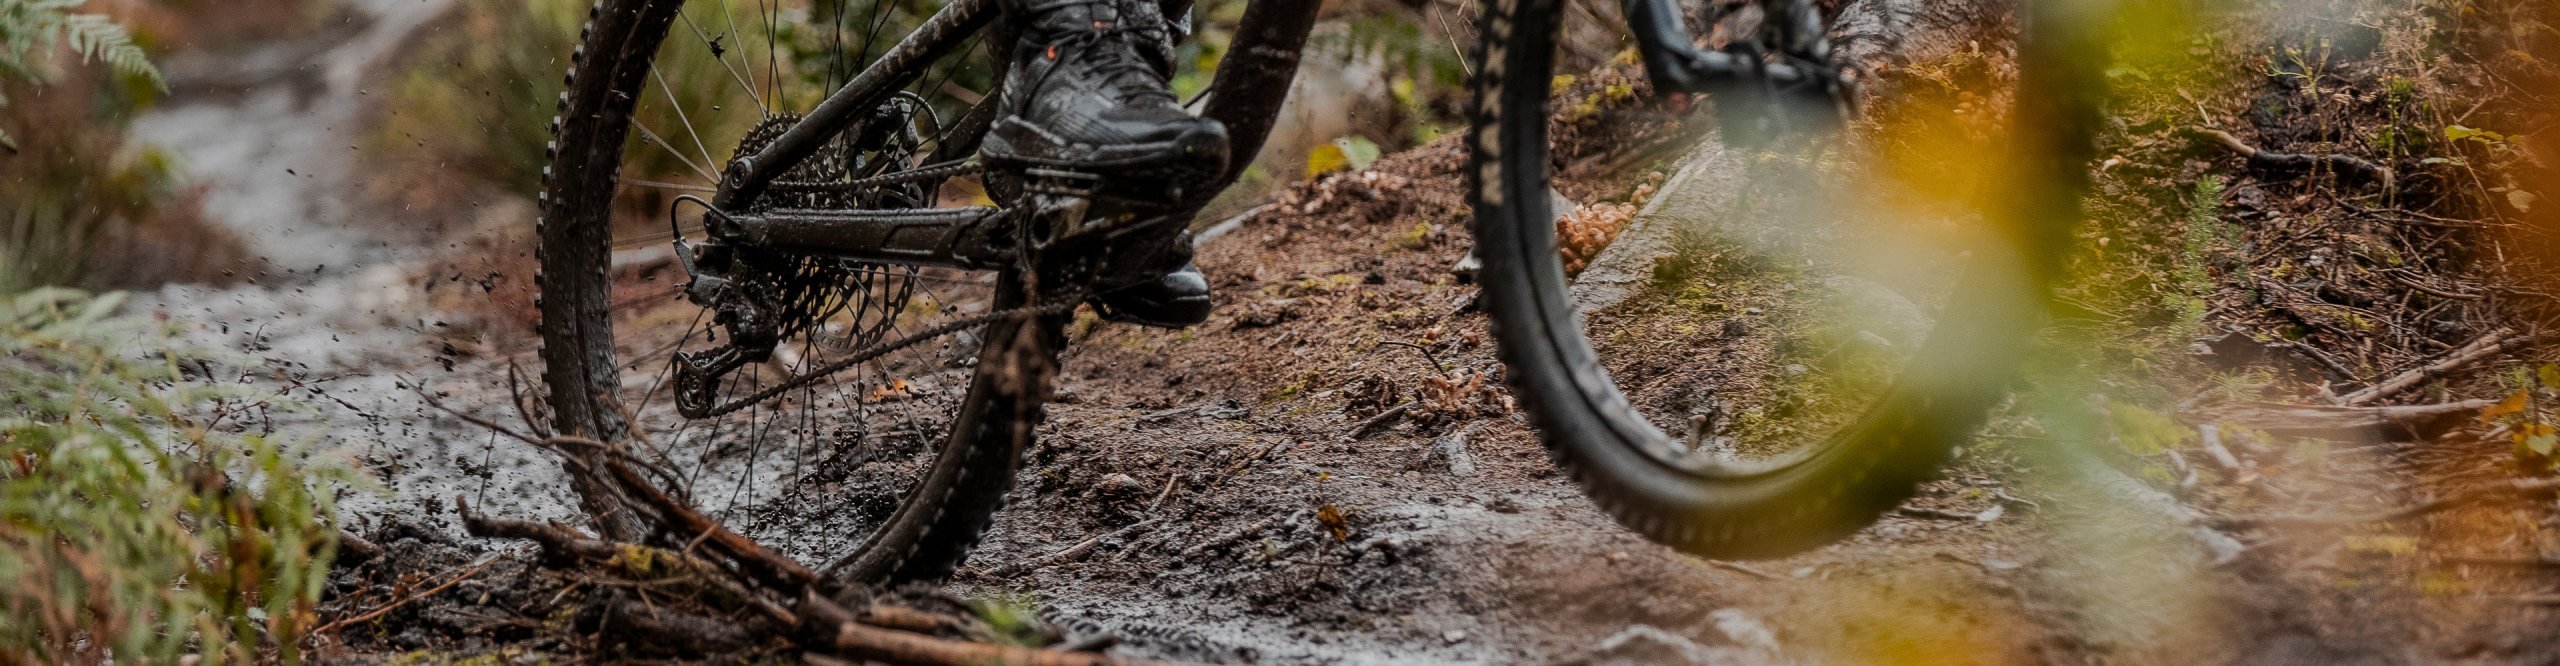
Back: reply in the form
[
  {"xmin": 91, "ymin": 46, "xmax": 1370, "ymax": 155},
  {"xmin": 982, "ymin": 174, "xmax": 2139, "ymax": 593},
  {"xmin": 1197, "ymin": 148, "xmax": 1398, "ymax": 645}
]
[
  {"xmin": 0, "ymin": 289, "xmax": 356, "ymax": 663},
  {"xmin": 0, "ymin": 0, "xmax": 320, "ymax": 293}
]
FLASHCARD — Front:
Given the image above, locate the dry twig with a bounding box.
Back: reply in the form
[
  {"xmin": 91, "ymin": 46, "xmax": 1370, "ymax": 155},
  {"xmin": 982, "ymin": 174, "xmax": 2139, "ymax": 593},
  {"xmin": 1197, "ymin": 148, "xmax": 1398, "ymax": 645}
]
[
  {"xmin": 1343, "ymin": 403, "xmax": 1413, "ymax": 440},
  {"xmin": 2341, "ymin": 329, "xmax": 2527, "ymax": 406},
  {"xmin": 2186, "ymin": 398, "xmax": 2499, "ymax": 441},
  {"xmin": 2194, "ymin": 126, "xmax": 2394, "ymax": 186},
  {"xmin": 2213, "ymin": 477, "xmax": 2560, "ymax": 528}
]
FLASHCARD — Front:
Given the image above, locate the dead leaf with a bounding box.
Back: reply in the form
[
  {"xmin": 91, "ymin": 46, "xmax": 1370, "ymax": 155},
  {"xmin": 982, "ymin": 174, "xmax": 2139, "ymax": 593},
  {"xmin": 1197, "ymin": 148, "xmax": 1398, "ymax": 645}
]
[
  {"xmin": 2483, "ymin": 390, "xmax": 2531, "ymax": 420},
  {"xmin": 866, "ymin": 378, "xmax": 913, "ymax": 403},
  {"xmin": 1316, "ymin": 504, "xmax": 1351, "ymax": 542}
]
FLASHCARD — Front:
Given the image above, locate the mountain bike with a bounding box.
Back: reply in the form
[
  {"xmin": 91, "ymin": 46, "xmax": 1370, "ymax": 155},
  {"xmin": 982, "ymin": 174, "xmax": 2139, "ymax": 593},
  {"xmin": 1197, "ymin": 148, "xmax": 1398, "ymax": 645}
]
[{"xmin": 534, "ymin": 0, "xmax": 2109, "ymax": 592}]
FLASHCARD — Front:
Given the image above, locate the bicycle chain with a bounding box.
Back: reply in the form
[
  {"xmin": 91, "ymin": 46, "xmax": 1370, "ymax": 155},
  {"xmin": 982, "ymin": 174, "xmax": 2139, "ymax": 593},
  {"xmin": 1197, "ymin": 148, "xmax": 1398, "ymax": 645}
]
[
  {"xmin": 692, "ymin": 299, "xmax": 1077, "ymax": 418},
  {"xmin": 769, "ymin": 160, "xmax": 984, "ymax": 193}
]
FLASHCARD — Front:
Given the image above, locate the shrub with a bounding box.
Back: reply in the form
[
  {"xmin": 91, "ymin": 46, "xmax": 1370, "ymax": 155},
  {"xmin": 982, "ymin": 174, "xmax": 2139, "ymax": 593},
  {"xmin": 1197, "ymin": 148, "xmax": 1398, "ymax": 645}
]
[{"xmin": 0, "ymin": 289, "xmax": 359, "ymax": 663}]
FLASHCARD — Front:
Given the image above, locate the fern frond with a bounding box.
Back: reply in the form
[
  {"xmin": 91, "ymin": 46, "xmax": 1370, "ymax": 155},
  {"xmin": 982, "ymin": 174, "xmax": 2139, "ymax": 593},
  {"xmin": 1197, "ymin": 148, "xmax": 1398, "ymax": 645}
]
[
  {"xmin": 0, "ymin": 0, "xmax": 163, "ymax": 90},
  {"xmin": 57, "ymin": 13, "xmax": 161, "ymax": 89}
]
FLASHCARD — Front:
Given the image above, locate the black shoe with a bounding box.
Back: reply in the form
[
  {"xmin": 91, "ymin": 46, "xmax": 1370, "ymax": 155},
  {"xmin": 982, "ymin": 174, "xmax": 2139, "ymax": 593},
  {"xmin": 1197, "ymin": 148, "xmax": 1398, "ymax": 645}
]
[
  {"xmin": 1092, "ymin": 261, "xmax": 1213, "ymax": 329},
  {"xmin": 986, "ymin": 0, "xmax": 1228, "ymax": 189}
]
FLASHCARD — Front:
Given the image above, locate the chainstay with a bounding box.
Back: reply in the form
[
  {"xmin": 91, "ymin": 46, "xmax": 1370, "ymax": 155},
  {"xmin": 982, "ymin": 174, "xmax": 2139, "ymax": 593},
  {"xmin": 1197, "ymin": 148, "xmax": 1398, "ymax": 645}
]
[
  {"xmin": 770, "ymin": 160, "xmax": 984, "ymax": 193},
  {"xmin": 697, "ymin": 299, "xmax": 1077, "ymax": 417}
]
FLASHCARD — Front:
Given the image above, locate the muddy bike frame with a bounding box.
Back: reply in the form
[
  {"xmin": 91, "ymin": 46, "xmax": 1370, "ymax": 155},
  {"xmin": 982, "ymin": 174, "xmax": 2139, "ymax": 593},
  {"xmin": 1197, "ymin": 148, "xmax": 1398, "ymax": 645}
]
[
  {"xmin": 687, "ymin": 0, "xmax": 1769, "ymax": 272},
  {"xmin": 693, "ymin": 0, "xmax": 1320, "ymax": 271}
]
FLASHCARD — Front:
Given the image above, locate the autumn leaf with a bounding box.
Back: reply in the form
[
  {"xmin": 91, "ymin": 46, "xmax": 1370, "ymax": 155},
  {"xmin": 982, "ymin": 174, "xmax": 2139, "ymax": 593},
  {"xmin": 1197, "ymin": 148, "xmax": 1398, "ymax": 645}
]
[
  {"xmin": 2482, "ymin": 390, "xmax": 2531, "ymax": 420},
  {"xmin": 1316, "ymin": 504, "xmax": 1351, "ymax": 542},
  {"xmin": 866, "ymin": 378, "xmax": 913, "ymax": 403}
]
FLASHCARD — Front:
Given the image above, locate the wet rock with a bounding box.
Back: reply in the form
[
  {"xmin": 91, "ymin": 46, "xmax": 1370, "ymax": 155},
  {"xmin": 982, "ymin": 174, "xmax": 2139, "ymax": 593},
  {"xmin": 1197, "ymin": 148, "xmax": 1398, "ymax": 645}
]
[
  {"xmin": 1097, "ymin": 473, "xmax": 1146, "ymax": 498},
  {"xmin": 1709, "ymin": 608, "xmax": 1781, "ymax": 652},
  {"xmin": 1820, "ymin": 276, "xmax": 1931, "ymax": 349},
  {"xmin": 1427, "ymin": 424, "xmax": 1479, "ymax": 477},
  {"xmin": 1566, "ymin": 624, "xmax": 1760, "ymax": 666}
]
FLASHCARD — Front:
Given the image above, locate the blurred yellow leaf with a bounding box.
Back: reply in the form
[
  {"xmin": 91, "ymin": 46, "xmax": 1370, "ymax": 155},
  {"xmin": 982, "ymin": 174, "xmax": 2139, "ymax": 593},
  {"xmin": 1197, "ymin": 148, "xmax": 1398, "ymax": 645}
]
[
  {"xmin": 2483, "ymin": 390, "xmax": 2530, "ymax": 419},
  {"xmin": 1305, "ymin": 143, "xmax": 1348, "ymax": 178}
]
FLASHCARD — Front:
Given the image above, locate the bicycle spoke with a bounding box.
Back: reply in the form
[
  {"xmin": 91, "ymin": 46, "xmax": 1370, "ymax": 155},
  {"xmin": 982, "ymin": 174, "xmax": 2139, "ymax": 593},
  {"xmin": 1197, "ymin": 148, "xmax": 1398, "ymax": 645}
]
[
  {"xmin": 624, "ymin": 178, "xmax": 718, "ymax": 193},
  {"xmin": 652, "ymin": 67, "xmax": 725, "ymax": 170},
  {"xmin": 633, "ymin": 118, "xmax": 721, "ymax": 183},
  {"xmin": 679, "ymin": 9, "xmax": 771, "ymax": 117}
]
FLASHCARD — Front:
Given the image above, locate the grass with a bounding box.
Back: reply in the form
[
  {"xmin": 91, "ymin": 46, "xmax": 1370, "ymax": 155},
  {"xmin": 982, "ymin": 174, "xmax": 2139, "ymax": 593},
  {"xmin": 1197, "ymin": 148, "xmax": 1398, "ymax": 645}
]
[{"xmin": 0, "ymin": 289, "xmax": 360, "ymax": 663}]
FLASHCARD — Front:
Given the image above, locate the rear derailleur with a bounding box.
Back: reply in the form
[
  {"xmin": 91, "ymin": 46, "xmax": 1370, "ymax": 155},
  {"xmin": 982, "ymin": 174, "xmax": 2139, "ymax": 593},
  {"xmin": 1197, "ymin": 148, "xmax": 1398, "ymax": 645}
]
[{"xmin": 670, "ymin": 240, "xmax": 781, "ymax": 419}]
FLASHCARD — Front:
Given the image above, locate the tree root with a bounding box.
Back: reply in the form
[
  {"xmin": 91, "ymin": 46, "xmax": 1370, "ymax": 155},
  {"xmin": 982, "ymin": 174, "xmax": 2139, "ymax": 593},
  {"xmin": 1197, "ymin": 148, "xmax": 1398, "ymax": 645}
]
[{"xmin": 2194, "ymin": 126, "xmax": 2394, "ymax": 187}]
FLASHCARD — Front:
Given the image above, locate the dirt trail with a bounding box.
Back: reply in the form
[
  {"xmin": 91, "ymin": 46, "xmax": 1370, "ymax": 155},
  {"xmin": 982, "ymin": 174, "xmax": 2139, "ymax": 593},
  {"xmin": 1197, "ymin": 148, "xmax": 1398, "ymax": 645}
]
[
  {"xmin": 125, "ymin": 0, "xmax": 586, "ymax": 537},
  {"xmin": 110, "ymin": 0, "xmax": 2559, "ymax": 662}
]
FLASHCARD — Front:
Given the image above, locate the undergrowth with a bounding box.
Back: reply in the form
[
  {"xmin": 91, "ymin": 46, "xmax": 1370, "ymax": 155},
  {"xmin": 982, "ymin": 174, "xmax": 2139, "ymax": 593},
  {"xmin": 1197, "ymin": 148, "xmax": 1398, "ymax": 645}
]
[{"xmin": 0, "ymin": 289, "xmax": 359, "ymax": 663}]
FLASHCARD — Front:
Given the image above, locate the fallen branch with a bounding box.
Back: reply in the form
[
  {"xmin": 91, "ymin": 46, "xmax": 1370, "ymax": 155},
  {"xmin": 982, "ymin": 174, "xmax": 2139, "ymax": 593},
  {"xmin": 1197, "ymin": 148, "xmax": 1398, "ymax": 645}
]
[
  {"xmin": 1343, "ymin": 403, "xmax": 1413, "ymax": 440},
  {"xmin": 986, "ymin": 518, "xmax": 1164, "ymax": 578},
  {"xmin": 2194, "ymin": 126, "xmax": 2393, "ymax": 186},
  {"xmin": 463, "ymin": 495, "xmax": 1181, "ymax": 664},
  {"xmin": 316, "ymin": 553, "xmax": 504, "ymax": 634},
  {"xmin": 598, "ymin": 455, "xmax": 834, "ymax": 596},
  {"xmin": 2213, "ymin": 477, "xmax": 2560, "ymax": 529},
  {"xmin": 2341, "ymin": 329, "xmax": 2525, "ymax": 406},
  {"xmin": 586, "ymin": 595, "xmax": 760, "ymax": 656},
  {"xmin": 1180, "ymin": 516, "xmax": 1283, "ymax": 558},
  {"xmin": 1704, "ymin": 560, "xmax": 1779, "ymax": 580},
  {"xmin": 2185, "ymin": 398, "xmax": 2498, "ymax": 441},
  {"xmin": 799, "ymin": 595, "xmax": 1181, "ymax": 666},
  {"xmin": 2195, "ymin": 424, "xmax": 2247, "ymax": 479},
  {"xmin": 2066, "ymin": 452, "xmax": 2247, "ymax": 565}
]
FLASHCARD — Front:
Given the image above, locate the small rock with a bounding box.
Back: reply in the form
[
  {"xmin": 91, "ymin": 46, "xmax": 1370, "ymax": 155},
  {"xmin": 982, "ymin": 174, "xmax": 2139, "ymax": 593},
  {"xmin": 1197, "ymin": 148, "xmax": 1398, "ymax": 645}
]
[
  {"xmin": 1097, "ymin": 473, "xmax": 1144, "ymax": 496},
  {"xmin": 1568, "ymin": 625, "xmax": 1747, "ymax": 665},
  {"xmin": 1444, "ymin": 629, "xmax": 1467, "ymax": 644},
  {"xmin": 1708, "ymin": 609, "xmax": 1780, "ymax": 652},
  {"xmin": 1428, "ymin": 425, "xmax": 1479, "ymax": 477}
]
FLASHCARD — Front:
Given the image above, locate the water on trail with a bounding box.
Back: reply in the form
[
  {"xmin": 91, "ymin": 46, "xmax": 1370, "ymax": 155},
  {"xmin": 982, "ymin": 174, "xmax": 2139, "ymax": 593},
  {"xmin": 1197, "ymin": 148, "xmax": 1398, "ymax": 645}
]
[{"xmin": 126, "ymin": 0, "xmax": 584, "ymax": 534}]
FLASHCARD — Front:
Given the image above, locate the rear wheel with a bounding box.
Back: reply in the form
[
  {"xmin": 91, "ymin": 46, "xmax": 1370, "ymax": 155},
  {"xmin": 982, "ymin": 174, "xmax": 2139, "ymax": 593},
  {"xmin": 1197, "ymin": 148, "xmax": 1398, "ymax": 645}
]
[
  {"xmin": 536, "ymin": 0, "xmax": 1048, "ymax": 586},
  {"xmin": 1467, "ymin": 0, "xmax": 2093, "ymax": 558}
]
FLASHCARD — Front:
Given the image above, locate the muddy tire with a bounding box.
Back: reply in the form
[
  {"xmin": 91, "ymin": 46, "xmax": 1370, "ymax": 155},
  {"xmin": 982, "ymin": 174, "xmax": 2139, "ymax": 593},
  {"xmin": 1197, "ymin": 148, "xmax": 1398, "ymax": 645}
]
[
  {"xmin": 1466, "ymin": 0, "xmax": 2091, "ymax": 558},
  {"xmin": 536, "ymin": 0, "xmax": 1053, "ymax": 587}
]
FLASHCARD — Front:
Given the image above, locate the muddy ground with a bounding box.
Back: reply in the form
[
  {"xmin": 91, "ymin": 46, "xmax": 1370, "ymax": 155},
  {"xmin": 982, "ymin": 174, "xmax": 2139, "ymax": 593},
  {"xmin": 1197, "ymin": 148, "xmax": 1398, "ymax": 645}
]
[{"xmin": 114, "ymin": 0, "xmax": 2560, "ymax": 663}]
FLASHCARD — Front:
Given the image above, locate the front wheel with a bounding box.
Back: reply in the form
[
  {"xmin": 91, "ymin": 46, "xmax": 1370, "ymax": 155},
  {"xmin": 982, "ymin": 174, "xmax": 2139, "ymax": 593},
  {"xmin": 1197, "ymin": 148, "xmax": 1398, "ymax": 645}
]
[{"xmin": 1466, "ymin": 0, "xmax": 2097, "ymax": 558}]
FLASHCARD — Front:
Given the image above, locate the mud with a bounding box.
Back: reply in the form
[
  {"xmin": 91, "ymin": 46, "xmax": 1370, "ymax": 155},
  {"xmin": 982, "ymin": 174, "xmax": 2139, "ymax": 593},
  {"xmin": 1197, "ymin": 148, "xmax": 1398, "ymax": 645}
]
[{"xmin": 109, "ymin": 0, "xmax": 2560, "ymax": 662}]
